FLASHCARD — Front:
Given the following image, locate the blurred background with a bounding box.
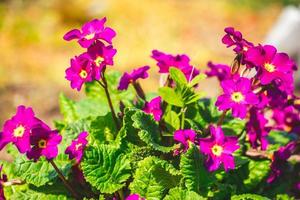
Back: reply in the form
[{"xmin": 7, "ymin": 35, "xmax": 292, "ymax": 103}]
[{"xmin": 0, "ymin": 0, "xmax": 299, "ymax": 127}]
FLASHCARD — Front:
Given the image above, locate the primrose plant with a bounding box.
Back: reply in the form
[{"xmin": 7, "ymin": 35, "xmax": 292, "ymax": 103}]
[{"xmin": 0, "ymin": 18, "xmax": 299, "ymax": 200}]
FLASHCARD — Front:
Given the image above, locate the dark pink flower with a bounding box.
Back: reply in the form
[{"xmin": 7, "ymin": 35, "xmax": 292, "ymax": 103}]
[
  {"xmin": 222, "ymin": 27, "xmax": 253, "ymax": 54},
  {"xmin": 246, "ymin": 108, "xmax": 271, "ymax": 150},
  {"xmin": 126, "ymin": 194, "xmax": 144, "ymax": 200},
  {"xmin": 272, "ymin": 106, "xmax": 300, "ymax": 133},
  {"xmin": 27, "ymin": 126, "xmax": 62, "ymax": 161},
  {"xmin": 173, "ymin": 129, "xmax": 197, "ymax": 154},
  {"xmin": 205, "ymin": 61, "xmax": 231, "ymax": 81},
  {"xmin": 65, "ymin": 53, "xmax": 93, "ymax": 91},
  {"xmin": 118, "ymin": 66, "xmax": 150, "ymax": 90},
  {"xmin": 63, "ymin": 18, "xmax": 116, "ymax": 48},
  {"xmin": 87, "ymin": 41, "xmax": 117, "ymax": 80},
  {"xmin": 216, "ymin": 77, "xmax": 259, "ymax": 119},
  {"xmin": 1, "ymin": 106, "xmax": 41, "ymax": 153},
  {"xmin": 267, "ymin": 141, "xmax": 297, "ymax": 183},
  {"xmin": 245, "ymin": 45, "xmax": 294, "ymax": 85},
  {"xmin": 199, "ymin": 125, "xmax": 239, "ymax": 172},
  {"xmin": 151, "ymin": 50, "xmax": 199, "ymax": 81},
  {"xmin": 143, "ymin": 96, "xmax": 162, "ymax": 121},
  {"xmin": 65, "ymin": 132, "xmax": 88, "ymax": 163}
]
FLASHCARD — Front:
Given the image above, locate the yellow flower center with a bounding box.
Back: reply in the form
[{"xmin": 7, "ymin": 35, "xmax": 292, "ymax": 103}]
[
  {"xmin": 243, "ymin": 46, "xmax": 248, "ymax": 52},
  {"xmin": 38, "ymin": 139, "xmax": 47, "ymax": 149},
  {"xmin": 84, "ymin": 33, "xmax": 95, "ymax": 40},
  {"xmin": 231, "ymin": 92, "xmax": 245, "ymax": 103},
  {"xmin": 75, "ymin": 143, "xmax": 82, "ymax": 150},
  {"xmin": 211, "ymin": 144, "xmax": 223, "ymax": 156},
  {"xmin": 95, "ymin": 56, "xmax": 104, "ymax": 67},
  {"xmin": 79, "ymin": 69, "xmax": 88, "ymax": 79},
  {"xmin": 13, "ymin": 125, "xmax": 25, "ymax": 137},
  {"xmin": 264, "ymin": 63, "xmax": 276, "ymax": 72}
]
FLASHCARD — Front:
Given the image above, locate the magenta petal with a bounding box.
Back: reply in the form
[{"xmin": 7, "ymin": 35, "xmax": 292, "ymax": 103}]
[
  {"xmin": 63, "ymin": 29, "xmax": 81, "ymax": 41},
  {"xmin": 210, "ymin": 125, "xmax": 224, "ymax": 143},
  {"xmin": 207, "ymin": 156, "xmax": 221, "ymax": 172},
  {"xmin": 221, "ymin": 154, "xmax": 235, "ymax": 171}
]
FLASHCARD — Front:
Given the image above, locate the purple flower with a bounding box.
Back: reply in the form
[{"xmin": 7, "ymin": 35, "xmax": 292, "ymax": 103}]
[
  {"xmin": 199, "ymin": 125, "xmax": 239, "ymax": 172},
  {"xmin": 222, "ymin": 27, "xmax": 253, "ymax": 54},
  {"xmin": 143, "ymin": 96, "xmax": 162, "ymax": 121},
  {"xmin": 246, "ymin": 108, "xmax": 271, "ymax": 150},
  {"xmin": 87, "ymin": 41, "xmax": 117, "ymax": 80},
  {"xmin": 173, "ymin": 129, "xmax": 197, "ymax": 154},
  {"xmin": 151, "ymin": 50, "xmax": 199, "ymax": 81},
  {"xmin": 63, "ymin": 18, "xmax": 116, "ymax": 48},
  {"xmin": 1, "ymin": 106, "xmax": 41, "ymax": 153},
  {"xmin": 118, "ymin": 66, "xmax": 150, "ymax": 90},
  {"xmin": 126, "ymin": 194, "xmax": 144, "ymax": 200},
  {"xmin": 245, "ymin": 45, "xmax": 294, "ymax": 85},
  {"xmin": 27, "ymin": 126, "xmax": 62, "ymax": 161},
  {"xmin": 216, "ymin": 77, "xmax": 259, "ymax": 119},
  {"xmin": 205, "ymin": 61, "xmax": 231, "ymax": 81},
  {"xmin": 267, "ymin": 141, "xmax": 296, "ymax": 183},
  {"xmin": 65, "ymin": 132, "xmax": 88, "ymax": 163},
  {"xmin": 272, "ymin": 106, "xmax": 300, "ymax": 133},
  {"xmin": 65, "ymin": 53, "xmax": 93, "ymax": 91}
]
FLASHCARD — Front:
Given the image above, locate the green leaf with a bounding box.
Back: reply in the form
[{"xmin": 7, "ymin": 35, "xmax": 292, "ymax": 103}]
[
  {"xmin": 164, "ymin": 187, "xmax": 206, "ymax": 200},
  {"xmin": 85, "ymin": 71, "xmax": 135, "ymax": 109},
  {"xmin": 163, "ymin": 110, "xmax": 180, "ymax": 133},
  {"xmin": 81, "ymin": 145, "xmax": 131, "ymax": 194},
  {"xmin": 159, "ymin": 87, "xmax": 184, "ymax": 107},
  {"xmin": 132, "ymin": 110, "xmax": 175, "ymax": 153},
  {"xmin": 231, "ymin": 194, "xmax": 270, "ymax": 200},
  {"xmin": 169, "ymin": 67, "xmax": 188, "ymax": 86},
  {"xmin": 88, "ymin": 113, "xmax": 116, "ymax": 146},
  {"xmin": 75, "ymin": 98, "xmax": 109, "ymax": 118},
  {"xmin": 59, "ymin": 93, "xmax": 78, "ymax": 123},
  {"xmin": 129, "ymin": 157, "xmax": 181, "ymax": 200},
  {"xmin": 14, "ymin": 154, "xmax": 72, "ymax": 187},
  {"xmin": 188, "ymin": 74, "xmax": 207, "ymax": 87},
  {"xmin": 10, "ymin": 189, "xmax": 70, "ymax": 200},
  {"xmin": 243, "ymin": 160, "xmax": 271, "ymax": 191},
  {"xmin": 180, "ymin": 145, "xmax": 213, "ymax": 193}
]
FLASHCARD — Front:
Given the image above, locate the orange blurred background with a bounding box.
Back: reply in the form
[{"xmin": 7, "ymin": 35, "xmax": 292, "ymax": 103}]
[{"xmin": 0, "ymin": 0, "xmax": 292, "ymax": 126}]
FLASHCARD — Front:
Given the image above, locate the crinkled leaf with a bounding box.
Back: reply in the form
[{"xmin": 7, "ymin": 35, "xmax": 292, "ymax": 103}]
[
  {"xmin": 164, "ymin": 187, "xmax": 206, "ymax": 200},
  {"xmin": 231, "ymin": 193, "xmax": 270, "ymax": 200},
  {"xmin": 180, "ymin": 145, "xmax": 213, "ymax": 193},
  {"xmin": 59, "ymin": 93, "xmax": 78, "ymax": 123},
  {"xmin": 81, "ymin": 145, "xmax": 131, "ymax": 194},
  {"xmin": 129, "ymin": 157, "xmax": 181, "ymax": 200},
  {"xmin": 14, "ymin": 154, "xmax": 71, "ymax": 187},
  {"xmin": 132, "ymin": 110, "xmax": 175, "ymax": 152}
]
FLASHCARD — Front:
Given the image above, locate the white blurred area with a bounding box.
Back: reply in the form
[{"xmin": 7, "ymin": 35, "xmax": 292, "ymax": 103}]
[{"xmin": 265, "ymin": 6, "xmax": 300, "ymax": 66}]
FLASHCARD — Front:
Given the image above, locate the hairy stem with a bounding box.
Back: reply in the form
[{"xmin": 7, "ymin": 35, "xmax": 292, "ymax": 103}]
[
  {"xmin": 133, "ymin": 82, "xmax": 146, "ymax": 101},
  {"xmin": 217, "ymin": 110, "xmax": 228, "ymax": 126},
  {"xmin": 97, "ymin": 73, "xmax": 120, "ymax": 130},
  {"xmin": 49, "ymin": 160, "xmax": 80, "ymax": 200},
  {"xmin": 117, "ymin": 189, "xmax": 124, "ymax": 200}
]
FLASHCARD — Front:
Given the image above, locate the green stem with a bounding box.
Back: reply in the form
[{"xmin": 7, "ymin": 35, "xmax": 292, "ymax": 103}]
[
  {"xmin": 97, "ymin": 73, "xmax": 120, "ymax": 130},
  {"xmin": 180, "ymin": 107, "xmax": 186, "ymax": 129},
  {"xmin": 49, "ymin": 160, "xmax": 80, "ymax": 200}
]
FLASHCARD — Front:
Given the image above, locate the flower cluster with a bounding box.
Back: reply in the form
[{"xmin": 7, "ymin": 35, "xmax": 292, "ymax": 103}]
[
  {"xmin": 0, "ymin": 105, "xmax": 61, "ymax": 161},
  {"xmin": 1, "ymin": 17, "xmax": 299, "ymax": 199},
  {"xmin": 206, "ymin": 27, "xmax": 300, "ymax": 183},
  {"xmin": 64, "ymin": 18, "xmax": 117, "ymax": 91}
]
